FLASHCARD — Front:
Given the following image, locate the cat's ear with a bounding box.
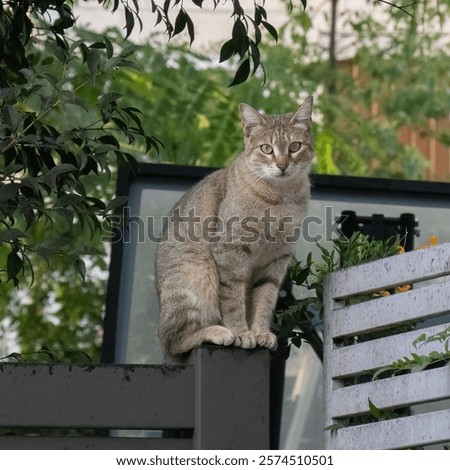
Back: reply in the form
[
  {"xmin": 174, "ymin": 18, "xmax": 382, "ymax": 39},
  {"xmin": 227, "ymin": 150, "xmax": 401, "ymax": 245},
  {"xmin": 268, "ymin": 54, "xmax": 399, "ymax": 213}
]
[
  {"xmin": 239, "ymin": 103, "xmax": 266, "ymax": 129},
  {"xmin": 291, "ymin": 96, "xmax": 313, "ymax": 124}
]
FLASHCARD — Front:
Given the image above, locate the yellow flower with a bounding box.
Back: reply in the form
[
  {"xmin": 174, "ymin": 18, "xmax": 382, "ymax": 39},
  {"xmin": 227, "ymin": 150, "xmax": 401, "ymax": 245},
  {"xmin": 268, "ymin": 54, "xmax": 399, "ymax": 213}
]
[
  {"xmin": 373, "ymin": 290, "xmax": 391, "ymax": 297},
  {"xmin": 415, "ymin": 235, "xmax": 439, "ymax": 251},
  {"xmin": 397, "ymin": 245, "xmax": 405, "ymax": 254},
  {"xmin": 428, "ymin": 235, "xmax": 439, "ymax": 246},
  {"xmin": 395, "ymin": 284, "xmax": 411, "ymax": 293}
]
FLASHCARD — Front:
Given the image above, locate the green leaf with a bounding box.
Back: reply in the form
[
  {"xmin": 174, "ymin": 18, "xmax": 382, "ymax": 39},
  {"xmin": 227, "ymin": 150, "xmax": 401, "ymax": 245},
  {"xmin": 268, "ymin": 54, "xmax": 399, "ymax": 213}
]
[
  {"xmin": 262, "ymin": 21, "xmax": 278, "ymax": 42},
  {"xmin": 173, "ymin": 9, "xmax": 187, "ymax": 36},
  {"xmin": 7, "ymin": 251, "xmax": 23, "ymax": 281},
  {"xmin": 104, "ymin": 37, "xmax": 114, "ymax": 59},
  {"xmin": 323, "ymin": 423, "xmax": 343, "ymax": 432},
  {"xmin": 120, "ymin": 45, "xmax": 142, "ymax": 58},
  {"xmin": 56, "ymin": 208, "xmax": 75, "ymax": 226},
  {"xmin": 0, "ymin": 352, "xmax": 24, "ymax": 362},
  {"xmin": 38, "ymin": 346, "xmax": 59, "ymax": 362},
  {"xmin": 295, "ymin": 267, "xmax": 310, "ymax": 285},
  {"xmin": 220, "ymin": 39, "xmax": 235, "ymax": 63},
  {"xmin": 0, "ymin": 182, "xmax": 20, "ymax": 202},
  {"xmin": 372, "ymin": 365, "xmax": 396, "ymax": 380},
  {"xmin": 54, "ymin": 194, "xmax": 84, "ymax": 208},
  {"xmin": 186, "ymin": 12, "xmax": 195, "ymax": 45},
  {"xmin": 43, "ymin": 164, "xmax": 77, "ymax": 190},
  {"xmin": 74, "ymin": 257, "xmax": 86, "ymax": 282},
  {"xmin": 229, "ymin": 57, "xmax": 250, "ymax": 87},
  {"xmin": 63, "ymin": 348, "xmax": 92, "ymax": 363},
  {"xmin": 368, "ymin": 398, "xmax": 384, "ymax": 420},
  {"xmin": 36, "ymin": 241, "xmax": 58, "ymax": 263},
  {"xmin": 232, "ymin": 19, "xmax": 248, "ymax": 55},
  {"xmin": 106, "ymin": 196, "xmax": 129, "ymax": 212},
  {"xmin": 86, "ymin": 49, "xmax": 101, "ymax": 83},
  {"xmin": 249, "ymin": 40, "xmax": 260, "ymax": 74},
  {"xmin": 0, "ymin": 228, "xmax": 27, "ymax": 242},
  {"xmin": 124, "ymin": 7, "xmax": 135, "ymax": 39}
]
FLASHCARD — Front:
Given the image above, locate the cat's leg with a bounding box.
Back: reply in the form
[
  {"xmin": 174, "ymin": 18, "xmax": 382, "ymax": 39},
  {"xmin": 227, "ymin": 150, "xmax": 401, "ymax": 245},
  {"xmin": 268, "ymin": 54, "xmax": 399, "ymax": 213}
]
[
  {"xmin": 158, "ymin": 286, "xmax": 234, "ymax": 356},
  {"xmin": 249, "ymin": 252, "xmax": 292, "ymax": 350},
  {"xmin": 214, "ymin": 245, "xmax": 256, "ymax": 349},
  {"xmin": 157, "ymin": 251, "xmax": 233, "ymax": 357}
]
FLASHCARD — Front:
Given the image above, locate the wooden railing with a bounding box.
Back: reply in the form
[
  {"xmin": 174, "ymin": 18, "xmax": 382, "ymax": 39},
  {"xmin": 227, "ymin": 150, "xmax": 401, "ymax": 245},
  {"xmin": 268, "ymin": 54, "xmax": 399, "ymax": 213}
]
[
  {"xmin": 323, "ymin": 242, "xmax": 450, "ymax": 449},
  {"xmin": 0, "ymin": 346, "xmax": 270, "ymax": 449}
]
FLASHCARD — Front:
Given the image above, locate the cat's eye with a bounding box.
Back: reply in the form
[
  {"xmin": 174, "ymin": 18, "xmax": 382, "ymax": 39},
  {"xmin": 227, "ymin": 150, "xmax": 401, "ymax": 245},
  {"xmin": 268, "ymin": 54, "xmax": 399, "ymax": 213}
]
[
  {"xmin": 289, "ymin": 141, "xmax": 302, "ymax": 153},
  {"xmin": 260, "ymin": 144, "xmax": 273, "ymax": 155}
]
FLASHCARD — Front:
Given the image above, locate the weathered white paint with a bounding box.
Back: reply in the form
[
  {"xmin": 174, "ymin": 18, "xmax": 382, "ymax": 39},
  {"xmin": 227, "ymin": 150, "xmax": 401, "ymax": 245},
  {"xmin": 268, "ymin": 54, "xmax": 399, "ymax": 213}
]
[
  {"xmin": 331, "ymin": 281, "xmax": 450, "ymax": 338},
  {"xmin": 331, "ymin": 363, "xmax": 450, "ymax": 418},
  {"xmin": 330, "ymin": 243, "xmax": 450, "ymax": 298},
  {"xmin": 330, "ymin": 322, "xmax": 450, "ymax": 378},
  {"xmin": 324, "ymin": 242, "xmax": 450, "ymax": 449},
  {"xmin": 329, "ymin": 409, "xmax": 450, "ymax": 450}
]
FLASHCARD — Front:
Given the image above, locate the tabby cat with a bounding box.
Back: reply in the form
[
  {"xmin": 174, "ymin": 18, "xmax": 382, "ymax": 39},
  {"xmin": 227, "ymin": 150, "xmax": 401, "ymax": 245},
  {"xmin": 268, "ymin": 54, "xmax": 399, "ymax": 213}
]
[{"xmin": 156, "ymin": 97, "xmax": 314, "ymax": 359}]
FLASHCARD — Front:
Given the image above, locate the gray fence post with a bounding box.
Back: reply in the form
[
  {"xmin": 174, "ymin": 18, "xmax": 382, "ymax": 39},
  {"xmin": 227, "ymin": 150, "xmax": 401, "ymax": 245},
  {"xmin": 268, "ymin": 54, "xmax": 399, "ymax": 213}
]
[{"xmin": 190, "ymin": 345, "xmax": 270, "ymax": 450}]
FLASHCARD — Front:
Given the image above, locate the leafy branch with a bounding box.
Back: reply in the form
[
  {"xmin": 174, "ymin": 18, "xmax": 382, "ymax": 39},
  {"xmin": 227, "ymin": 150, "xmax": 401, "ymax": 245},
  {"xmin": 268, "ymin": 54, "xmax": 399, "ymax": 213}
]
[{"xmin": 1, "ymin": 9, "xmax": 160, "ymax": 286}]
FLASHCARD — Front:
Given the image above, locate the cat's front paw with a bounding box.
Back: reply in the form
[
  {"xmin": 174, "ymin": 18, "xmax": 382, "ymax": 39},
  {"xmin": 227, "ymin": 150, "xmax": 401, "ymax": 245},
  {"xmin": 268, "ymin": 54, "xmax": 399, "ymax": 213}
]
[
  {"xmin": 204, "ymin": 325, "xmax": 234, "ymax": 347},
  {"xmin": 255, "ymin": 331, "xmax": 278, "ymax": 351},
  {"xmin": 233, "ymin": 331, "xmax": 257, "ymax": 349}
]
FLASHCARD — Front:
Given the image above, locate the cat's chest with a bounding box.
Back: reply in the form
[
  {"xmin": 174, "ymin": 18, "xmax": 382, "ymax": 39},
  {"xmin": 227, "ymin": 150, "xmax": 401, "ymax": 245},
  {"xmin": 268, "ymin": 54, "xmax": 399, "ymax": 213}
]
[
  {"xmin": 216, "ymin": 198, "xmax": 304, "ymax": 249},
  {"xmin": 220, "ymin": 197, "xmax": 303, "ymax": 225}
]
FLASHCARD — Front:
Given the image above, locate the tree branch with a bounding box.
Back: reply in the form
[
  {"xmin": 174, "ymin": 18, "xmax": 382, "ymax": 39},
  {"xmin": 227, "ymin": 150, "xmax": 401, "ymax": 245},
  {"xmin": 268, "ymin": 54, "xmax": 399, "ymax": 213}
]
[{"xmin": 376, "ymin": 0, "xmax": 417, "ymax": 19}]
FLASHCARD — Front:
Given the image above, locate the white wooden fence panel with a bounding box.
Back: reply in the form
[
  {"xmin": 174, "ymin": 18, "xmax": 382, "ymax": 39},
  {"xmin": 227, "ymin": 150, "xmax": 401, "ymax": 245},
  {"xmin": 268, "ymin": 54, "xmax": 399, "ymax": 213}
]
[
  {"xmin": 324, "ymin": 243, "xmax": 450, "ymax": 449},
  {"xmin": 330, "ymin": 243, "xmax": 450, "ymax": 299},
  {"xmin": 330, "ymin": 281, "xmax": 450, "ymax": 338},
  {"xmin": 330, "ymin": 322, "xmax": 450, "ymax": 378},
  {"xmin": 330, "ymin": 409, "xmax": 450, "ymax": 450},
  {"xmin": 330, "ymin": 364, "xmax": 450, "ymax": 418}
]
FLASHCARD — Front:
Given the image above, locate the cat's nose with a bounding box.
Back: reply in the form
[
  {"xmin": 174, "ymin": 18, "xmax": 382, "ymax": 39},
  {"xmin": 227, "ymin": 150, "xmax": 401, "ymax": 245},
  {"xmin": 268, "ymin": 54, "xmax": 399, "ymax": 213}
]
[{"xmin": 276, "ymin": 162, "xmax": 289, "ymax": 172}]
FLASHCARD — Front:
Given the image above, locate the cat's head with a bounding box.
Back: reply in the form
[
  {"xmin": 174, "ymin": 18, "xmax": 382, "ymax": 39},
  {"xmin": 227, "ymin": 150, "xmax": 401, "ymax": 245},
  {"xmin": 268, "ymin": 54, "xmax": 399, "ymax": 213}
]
[{"xmin": 239, "ymin": 97, "xmax": 313, "ymax": 182}]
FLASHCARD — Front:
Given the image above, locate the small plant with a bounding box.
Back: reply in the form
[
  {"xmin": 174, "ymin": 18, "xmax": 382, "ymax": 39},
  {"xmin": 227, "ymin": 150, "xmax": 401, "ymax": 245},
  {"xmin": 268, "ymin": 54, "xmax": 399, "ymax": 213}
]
[
  {"xmin": 0, "ymin": 345, "xmax": 92, "ymax": 364},
  {"xmin": 372, "ymin": 326, "xmax": 450, "ymax": 380},
  {"xmin": 275, "ymin": 232, "xmax": 402, "ymax": 359}
]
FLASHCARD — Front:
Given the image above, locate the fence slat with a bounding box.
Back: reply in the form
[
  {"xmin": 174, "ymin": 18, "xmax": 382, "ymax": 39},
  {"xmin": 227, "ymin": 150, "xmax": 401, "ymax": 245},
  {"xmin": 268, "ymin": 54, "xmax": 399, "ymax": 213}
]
[
  {"xmin": 330, "ymin": 281, "xmax": 450, "ymax": 338},
  {"xmin": 330, "ymin": 364, "xmax": 450, "ymax": 418},
  {"xmin": 0, "ymin": 363, "xmax": 194, "ymax": 429},
  {"xmin": 330, "ymin": 322, "xmax": 450, "ymax": 378},
  {"xmin": 330, "ymin": 243, "xmax": 450, "ymax": 299},
  {"xmin": 329, "ymin": 409, "xmax": 450, "ymax": 450}
]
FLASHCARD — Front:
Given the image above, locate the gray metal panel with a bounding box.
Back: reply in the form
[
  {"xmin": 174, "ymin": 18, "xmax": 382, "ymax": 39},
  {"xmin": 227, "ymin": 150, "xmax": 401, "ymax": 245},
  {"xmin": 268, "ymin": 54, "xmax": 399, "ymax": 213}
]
[
  {"xmin": 0, "ymin": 436, "xmax": 192, "ymax": 450},
  {"xmin": 0, "ymin": 363, "xmax": 194, "ymax": 429},
  {"xmin": 191, "ymin": 346, "xmax": 270, "ymax": 450}
]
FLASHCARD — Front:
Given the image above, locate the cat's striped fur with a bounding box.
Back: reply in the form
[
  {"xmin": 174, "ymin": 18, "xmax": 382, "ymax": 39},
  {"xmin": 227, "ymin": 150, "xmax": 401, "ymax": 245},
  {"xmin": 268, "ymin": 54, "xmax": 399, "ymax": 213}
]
[{"xmin": 156, "ymin": 97, "xmax": 314, "ymax": 360}]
